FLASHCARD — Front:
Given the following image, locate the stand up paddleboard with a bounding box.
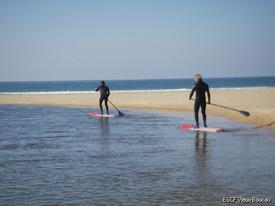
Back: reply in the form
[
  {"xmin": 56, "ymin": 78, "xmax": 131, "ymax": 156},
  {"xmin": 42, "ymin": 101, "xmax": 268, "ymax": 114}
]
[
  {"xmin": 89, "ymin": 112, "xmax": 116, "ymax": 118},
  {"xmin": 179, "ymin": 123, "xmax": 224, "ymax": 133}
]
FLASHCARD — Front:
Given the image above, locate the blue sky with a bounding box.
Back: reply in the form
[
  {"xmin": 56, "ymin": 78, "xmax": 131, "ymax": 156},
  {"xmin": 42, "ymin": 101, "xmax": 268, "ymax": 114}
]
[{"xmin": 0, "ymin": 0, "xmax": 275, "ymax": 81}]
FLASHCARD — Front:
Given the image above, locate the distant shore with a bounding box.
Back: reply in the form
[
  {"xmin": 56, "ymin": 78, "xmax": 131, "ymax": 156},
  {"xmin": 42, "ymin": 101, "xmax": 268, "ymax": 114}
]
[{"xmin": 1, "ymin": 88, "xmax": 275, "ymax": 129}]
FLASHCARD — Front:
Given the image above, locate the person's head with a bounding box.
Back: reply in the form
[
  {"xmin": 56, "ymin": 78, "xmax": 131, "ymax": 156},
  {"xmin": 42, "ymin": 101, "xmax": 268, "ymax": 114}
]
[
  {"xmin": 194, "ymin": 73, "xmax": 202, "ymax": 82},
  {"xmin": 101, "ymin": 81, "xmax": 105, "ymax": 85}
]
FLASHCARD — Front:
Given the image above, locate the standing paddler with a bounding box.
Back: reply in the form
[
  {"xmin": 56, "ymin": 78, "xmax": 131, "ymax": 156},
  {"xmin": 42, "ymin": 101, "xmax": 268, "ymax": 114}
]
[
  {"xmin": 189, "ymin": 74, "xmax": 211, "ymax": 128},
  {"xmin": 95, "ymin": 81, "xmax": 110, "ymax": 115}
]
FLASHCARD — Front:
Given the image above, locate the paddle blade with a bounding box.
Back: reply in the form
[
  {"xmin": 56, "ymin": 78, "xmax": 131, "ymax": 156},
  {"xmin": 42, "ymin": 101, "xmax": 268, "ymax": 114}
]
[
  {"xmin": 118, "ymin": 111, "xmax": 124, "ymax": 116},
  {"xmin": 240, "ymin": 111, "xmax": 250, "ymax": 116}
]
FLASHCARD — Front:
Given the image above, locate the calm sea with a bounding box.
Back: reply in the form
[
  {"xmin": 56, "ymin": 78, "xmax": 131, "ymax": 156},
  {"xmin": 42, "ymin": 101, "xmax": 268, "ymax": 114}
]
[
  {"xmin": 0, "ymin": 105, "xmax": 274, "ymax": 205},
  {"xmin": 0, "ymin": 76, "xmax": 274, "ymax": 94}
]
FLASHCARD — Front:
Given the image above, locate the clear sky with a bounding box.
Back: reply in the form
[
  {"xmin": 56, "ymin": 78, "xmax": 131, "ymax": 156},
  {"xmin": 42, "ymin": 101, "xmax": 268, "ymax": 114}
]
[{"xmin": 0, "ymin": 0, "xmax": 274, "ymax": 81}]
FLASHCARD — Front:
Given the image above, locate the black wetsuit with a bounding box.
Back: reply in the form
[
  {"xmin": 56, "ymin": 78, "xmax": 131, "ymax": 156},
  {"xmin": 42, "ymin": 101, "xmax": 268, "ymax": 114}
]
[
  {"xmin": 189, "ymin": 80, "xmax": 210, "ymax": 127},
  {"xmin": 95, "ymin": 84, "xmax": 110, "ymax": 114}
]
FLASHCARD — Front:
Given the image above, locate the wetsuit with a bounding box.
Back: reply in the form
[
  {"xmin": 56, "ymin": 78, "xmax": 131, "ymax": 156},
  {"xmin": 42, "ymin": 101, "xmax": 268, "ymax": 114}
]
[
  {"xmin": 189, "ymin": 79, "xmax": 210, "ymax": 127},
  {"xmin": 95, "ymin": 84, "xmax": 110, "ymax": 114}
]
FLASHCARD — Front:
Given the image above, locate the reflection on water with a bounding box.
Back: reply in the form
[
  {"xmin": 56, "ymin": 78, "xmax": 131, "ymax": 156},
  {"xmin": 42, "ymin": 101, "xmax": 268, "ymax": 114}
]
[
  {"xmin": 195, "ymin": 131, "xmax": 208, "ymax": 151},
  {"xmin": 99, "ymin": 118, "xmax": 110, "ymax": 156},
  {"xmin": 0, "ymin": 105, "xmax": 274, "ymax": 206},
  {"xmin": 194, "ymin": 131, "xmax": 208, "ymax": 173},
  {"xmin": 99, "ymin": 117, "xmax": 110, "ymax": 138}
]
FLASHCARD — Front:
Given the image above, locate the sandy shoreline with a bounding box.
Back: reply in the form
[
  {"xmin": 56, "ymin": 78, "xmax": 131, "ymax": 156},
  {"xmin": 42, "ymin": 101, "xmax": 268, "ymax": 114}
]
[{"xmin": 1, "ymin": 88, "xmax": 275, "ymax": 129}]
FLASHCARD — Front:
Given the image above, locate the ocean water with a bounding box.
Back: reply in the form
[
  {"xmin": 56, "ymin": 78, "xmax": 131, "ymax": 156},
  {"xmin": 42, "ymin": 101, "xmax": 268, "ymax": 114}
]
[
  {"xmin": 0, "ymin": 105, "xmax": 274, "ymax": 205},
  {"xmin": 0, "ymin": 76, "xmax": 275, "ymax": 94}
]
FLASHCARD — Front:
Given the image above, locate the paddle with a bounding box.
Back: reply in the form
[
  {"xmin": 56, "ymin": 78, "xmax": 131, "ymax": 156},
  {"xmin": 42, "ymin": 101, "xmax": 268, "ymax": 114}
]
[
  {"xmin": 210, "ymin": 103, "xmax": 250, "ymax": 117},
  {"xmin": 190, "ymin": 100, "xmax": 250, "ymax": 117},
  {"xmin": 108, "ymin": 100, "xmax": 124, "ymax": 116}
]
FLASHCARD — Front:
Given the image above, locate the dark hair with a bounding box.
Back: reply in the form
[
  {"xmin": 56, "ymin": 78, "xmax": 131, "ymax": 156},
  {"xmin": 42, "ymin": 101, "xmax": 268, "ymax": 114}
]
[{"xmin": 101, "ymin": 81, "xmax": 105, "ymax": 85}]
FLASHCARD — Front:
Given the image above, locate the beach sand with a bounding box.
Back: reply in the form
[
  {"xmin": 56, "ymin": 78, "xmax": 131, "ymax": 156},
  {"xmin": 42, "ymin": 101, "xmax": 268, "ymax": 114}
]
[{"xmin": 1, "ymin": 88, "xmax": 275, "ymax": 129}]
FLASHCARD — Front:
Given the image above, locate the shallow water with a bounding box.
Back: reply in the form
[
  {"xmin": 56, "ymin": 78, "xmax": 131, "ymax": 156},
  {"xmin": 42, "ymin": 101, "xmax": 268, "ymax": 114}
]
[{"xmin": 0, "ymin": 105, "xmax": 274, "ymax": 206}]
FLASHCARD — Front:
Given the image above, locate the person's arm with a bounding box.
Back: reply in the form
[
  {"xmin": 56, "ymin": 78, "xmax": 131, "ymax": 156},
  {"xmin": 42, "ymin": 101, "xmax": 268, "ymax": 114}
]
[
  {"xmin": 95, "ymin": 86, "xmax": 100, "ymax": 92},
  {"xmin": 189, "ymin": 85, "xmax": 195, "ymax": 100},
  {"xmin": 107, "ymin": 86, "xmax": 110, "ymax": 97},
  {"xmin": 206, "ymin": 84, "xmax": 211, "ymax": 104}
]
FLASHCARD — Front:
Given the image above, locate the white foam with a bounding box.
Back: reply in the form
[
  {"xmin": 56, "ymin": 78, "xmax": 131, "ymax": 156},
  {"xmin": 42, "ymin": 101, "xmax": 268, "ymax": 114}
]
[
  {"xmin": 0, "ymin": 86, "xmax": 272, "ymax": 95},
  {"xmin": 212, "ymin": 86, "xmax": 271, "ymax": 90}
]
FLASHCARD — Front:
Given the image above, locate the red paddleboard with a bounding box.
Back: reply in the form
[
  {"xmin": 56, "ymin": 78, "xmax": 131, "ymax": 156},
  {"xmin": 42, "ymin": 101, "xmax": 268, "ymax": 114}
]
[
  {"xmin": 89, "ymin": 112, "xmax": 116, "ymax": 118},
  {"xmin": 179, "ymin": 123, "xmax": 224, "ymax": 133}
]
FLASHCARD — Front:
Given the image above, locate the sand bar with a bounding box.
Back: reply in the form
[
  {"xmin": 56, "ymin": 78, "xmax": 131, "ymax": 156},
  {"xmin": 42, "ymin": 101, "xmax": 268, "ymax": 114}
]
[{"xmin": 1, "ymin": 88, "xmax": 275, "ymax": 129}]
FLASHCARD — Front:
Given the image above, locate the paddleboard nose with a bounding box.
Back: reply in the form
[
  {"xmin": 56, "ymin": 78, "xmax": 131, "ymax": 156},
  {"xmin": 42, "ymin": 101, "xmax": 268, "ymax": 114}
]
[{"xmin": 179, "ymin": 124, "xmax": 194, "ymax": 130}]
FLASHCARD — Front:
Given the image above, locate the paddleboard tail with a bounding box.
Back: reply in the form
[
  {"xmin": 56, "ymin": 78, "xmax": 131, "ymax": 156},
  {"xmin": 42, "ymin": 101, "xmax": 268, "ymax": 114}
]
[
  {"xmin": 179, "ymin": 123, "xmax": 225, "ymax": 133},
  {"xmin": 89, "ymin": 112, "xmax": 116, "ymax": 118}
]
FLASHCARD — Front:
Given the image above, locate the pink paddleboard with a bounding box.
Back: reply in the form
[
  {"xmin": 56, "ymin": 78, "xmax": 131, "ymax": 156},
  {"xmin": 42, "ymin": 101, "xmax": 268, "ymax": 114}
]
[
  {"xmin": 179, "ymin": 123, "xmax": 224, "ymax": 133},
  {"xmin": 89, "ymin": 112, "xmax": 116, "ymax": 118}
]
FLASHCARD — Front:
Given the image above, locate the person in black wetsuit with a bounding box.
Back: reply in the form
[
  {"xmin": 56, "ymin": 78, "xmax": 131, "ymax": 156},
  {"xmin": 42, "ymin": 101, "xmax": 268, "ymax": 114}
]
[
  {"xmin": 95, "ymin": 81, "xmax": 110, "ymax": 115},
  {"xmin": 189, "ymin": 74, "xmax": 211, "ymax": 128}
]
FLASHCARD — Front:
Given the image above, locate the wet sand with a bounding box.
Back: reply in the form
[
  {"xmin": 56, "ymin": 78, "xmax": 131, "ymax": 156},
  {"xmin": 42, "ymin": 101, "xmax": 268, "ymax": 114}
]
[{"xmin": 0, "ymin": 88, "xmax": 275, "ymax": 128}]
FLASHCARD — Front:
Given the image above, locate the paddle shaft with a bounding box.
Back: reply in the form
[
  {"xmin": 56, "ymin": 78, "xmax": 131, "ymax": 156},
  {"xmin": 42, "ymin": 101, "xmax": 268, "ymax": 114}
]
[
  {"xmin": 108, "ymin": 100, "xmax": 124, "ymax": 115},
  {"xmin": 210, "ymin": 103, "xmax": 240, "ymax": 112},
  {"xmin": 191, "ymin": 99, "xmax": 249, "ymax": 116}
]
